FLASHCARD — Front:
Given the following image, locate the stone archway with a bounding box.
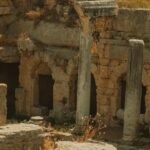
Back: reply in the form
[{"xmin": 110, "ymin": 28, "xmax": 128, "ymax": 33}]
[{"xmin": 32, "ymin": 62, "xmax": 55, "ymax": 115}]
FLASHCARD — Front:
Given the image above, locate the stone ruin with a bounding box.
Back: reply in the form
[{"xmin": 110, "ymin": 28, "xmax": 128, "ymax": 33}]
[
  {"xmin": 0, "ymin": 123, "xmax": 45, "ymax": 150},
  {"xmin": 0, "ymin": 0, "xmax": 150, "ymax": 147}
]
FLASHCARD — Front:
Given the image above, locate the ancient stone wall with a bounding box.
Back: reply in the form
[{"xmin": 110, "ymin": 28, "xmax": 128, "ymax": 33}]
[
  {"xmin": 0, "ymin": 0, "xmax": 150, "ymax": 126},
  {"xmin": 94, "ymin": 8, "xmax": 150, "ymax": 125}
]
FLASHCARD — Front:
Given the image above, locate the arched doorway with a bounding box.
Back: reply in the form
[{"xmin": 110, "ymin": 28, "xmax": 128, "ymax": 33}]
[
  {"xmin": 33, "ymin": 63, "xmax": 55, "ymax": 115},
  {"xmin": 38, "ymin": 74, "xmax": 54, "ymax": 110},
  {"xmin": 69, "ymin": 73, "xmax": 97, "ymax": 116},
  {"xmin": 118, "ymin": 79, "xmax": 146, "ymax": 114},
  {"xmin": 0, "ymin": 62, "xmax": 19, "ymax": 118}
]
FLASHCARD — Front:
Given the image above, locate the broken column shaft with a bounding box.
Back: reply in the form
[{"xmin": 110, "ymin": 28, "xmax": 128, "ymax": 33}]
[
  {"xmin": 0, "ymin": 84, "xmax": 7, "ymax": 126},
  {"xmin": 123, "ymin": 39, "xmax": 144, "ymax": 141}
]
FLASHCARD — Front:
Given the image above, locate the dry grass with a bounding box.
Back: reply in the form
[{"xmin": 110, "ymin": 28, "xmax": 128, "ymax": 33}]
[
  {"xmin": 117, "ymin": 0, "xmax": 150, "ymax": 8},
  {"xmin": 80, "ymin": 114, "xmax": 106, "ymax": 142}
]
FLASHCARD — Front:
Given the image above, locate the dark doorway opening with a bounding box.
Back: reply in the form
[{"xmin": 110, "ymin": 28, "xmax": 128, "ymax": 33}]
[
  {"xmin": 119, "ymin": 80, "xmax": 146, "ymax": 114},
  {"xmin": 90, "ymin": 74, "xmax": 97, "ymax": 116},
  {"xmin": 70, "ymin": 73, "xmax": 97, "ymax": 116},
  {"xmin": 38, "ymin": 75, "xmax": 54, "ymax": 110},
  {"xmin": 141, "ymin": 86, "xmax": 146, "ymax": 114},
  {"xmin": 32, "ymin": 0, "xmax": 44, "ymax": 9},
  {"xmin": 119, "ymin": 80, "xmax": 126, "ymax": 110},
  {"xmin": 0, "ymin": 62, "xmax": 19, "ymax": 119}
]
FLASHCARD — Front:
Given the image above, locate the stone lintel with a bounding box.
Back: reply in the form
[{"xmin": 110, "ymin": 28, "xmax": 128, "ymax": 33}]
[{"xmin": 77, "ymin": 0, "xmax": 118, "ymax": 17}]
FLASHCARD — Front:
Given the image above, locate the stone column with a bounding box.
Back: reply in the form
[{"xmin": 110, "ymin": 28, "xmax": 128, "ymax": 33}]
[
  {"xmin": 123, "ymin": 39, "xmax": 144, "ymax": 141},
  {"xmin": 53, "ymin": 80, "xmax": 69, "ymax": 123},
  {"xmin": 0, "ymin": 84, "xmax": 7, "ymax": 125},
  {"xmin": 76, "ymin": 27, "xmax": 93, "ymax": 125}
]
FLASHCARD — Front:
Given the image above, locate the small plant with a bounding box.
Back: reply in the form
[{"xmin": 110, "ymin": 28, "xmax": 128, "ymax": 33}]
[{"xmin": 80, "ymin": 114, "xmax": 107, "ymax": 142}]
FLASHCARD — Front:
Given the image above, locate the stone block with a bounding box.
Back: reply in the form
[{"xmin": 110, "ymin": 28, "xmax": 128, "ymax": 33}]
[
  {"xmin": 0, "ymin": 84, "xmax": 7, "ymax": 126},
  {"xmin": 0, "ymin": 6, "xmax": 12, "ymax": 15},
  {"xmin": 99, "ymin": 95, "xmax": 110, "ymax": 105},
  {"xmin": 108, "ymin": 45, "xmax": 129, "ymax": 60},
  {"xmin": 99, "ymin": 66, "xmax": 109, "ymax": 78},
  {"xmin": 100, "ymin": 58, "xmax": 110, "ymax": 66},
  {"xmin": 8, "ymin": 20, "xmax": 80, "ymax": 47},
  {"xmin": 0, "ymin": 123, "xmax": 47, "ymax": 150},
  {"xmin": 0, "ymin": 0, "xmax": 13, "ymax": 15},
  {"xmin": 113, "ymin": 9, "xmax": 150, "ymax": 34},
  {"xmin": 0, "ymin": 46, "xmax": 19, "ymax": 63}
]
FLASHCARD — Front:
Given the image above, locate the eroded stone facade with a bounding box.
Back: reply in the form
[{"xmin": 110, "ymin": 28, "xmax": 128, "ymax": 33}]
[{"xmin": 0, "ymin": 0, "xmax": 150, "ymax": 129}]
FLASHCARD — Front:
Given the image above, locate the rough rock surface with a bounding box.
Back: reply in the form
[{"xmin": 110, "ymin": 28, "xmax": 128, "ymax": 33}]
[
  {"xmin": 0, "ymin": 123, "xmax": 44, "ymax": 150},
  {"xmin": 55, "ymin": 141, "xmax": 117, "ymax": 150}
]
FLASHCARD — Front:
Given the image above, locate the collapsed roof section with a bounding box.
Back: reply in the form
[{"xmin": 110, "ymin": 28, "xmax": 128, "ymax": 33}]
[{"xmin": 77, "ymin": 0, "xmax": 118, "ymax": 17}]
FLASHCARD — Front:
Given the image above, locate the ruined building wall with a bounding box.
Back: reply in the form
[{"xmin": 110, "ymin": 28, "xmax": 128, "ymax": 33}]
[
  {"xmin": 94, "ymin": 9, "xmax": 150, "ymax": 125},
  {"xmin": 0, "ymin": 1, "xmax": 150, "ymax": 125}
]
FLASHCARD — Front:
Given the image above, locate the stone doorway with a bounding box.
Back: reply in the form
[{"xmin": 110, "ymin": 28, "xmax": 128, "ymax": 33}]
[
  {"xmin": 0, "ymin": 62, "xmax": 19, "ymax": 118},
  {"xmin": 38, "ymin": 74, "xmax": 54, "ymax": 110},
  {"xmin": 119, "ymin": 80, "xmax": 146, "ymax": 114},
  {"xmin": 69, "ymin": 73, "xmax": 97, "ymax": 116}
]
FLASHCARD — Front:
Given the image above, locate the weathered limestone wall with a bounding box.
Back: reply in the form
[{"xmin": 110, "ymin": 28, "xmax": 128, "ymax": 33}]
[{"xmin": 94, "ymin": 8, "xmax": 150, "ymax": 125}]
